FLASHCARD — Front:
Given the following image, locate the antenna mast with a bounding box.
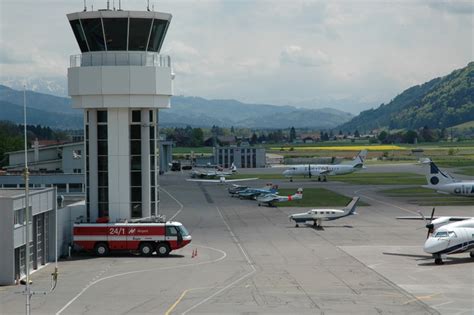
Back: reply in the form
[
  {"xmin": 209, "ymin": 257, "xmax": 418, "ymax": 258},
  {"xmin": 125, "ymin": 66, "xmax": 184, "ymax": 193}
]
[
  {"xmin": 107, "ymin": 0, "xmax": 110, "ymax": 10},
  {"xmin": 147, "ymin": 0, "xmax": 150, "ymax": 11},
  {"xmin": 83, "ymin": 0, "xmax": 87, "ymax": 11}
]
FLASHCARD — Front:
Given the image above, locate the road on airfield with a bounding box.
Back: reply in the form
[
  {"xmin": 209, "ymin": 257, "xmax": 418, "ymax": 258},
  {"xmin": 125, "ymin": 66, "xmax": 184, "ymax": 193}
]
[{"xmin": 1, "ymin": 170, "xmax": 472, "ymax": 314}]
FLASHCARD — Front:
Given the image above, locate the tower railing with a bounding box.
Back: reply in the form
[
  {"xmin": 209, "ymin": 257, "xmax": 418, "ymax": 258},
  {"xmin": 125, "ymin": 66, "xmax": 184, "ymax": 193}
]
[{"xmin": 70, "ymin": 52, "xmax": 171, "ymax": 68}]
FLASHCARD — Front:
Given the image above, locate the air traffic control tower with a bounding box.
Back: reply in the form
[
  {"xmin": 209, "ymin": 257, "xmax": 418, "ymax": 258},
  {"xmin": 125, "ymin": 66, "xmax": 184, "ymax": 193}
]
[{"xmin": 67, "ymin": 7, "xmax": 173, "ymax": 222}]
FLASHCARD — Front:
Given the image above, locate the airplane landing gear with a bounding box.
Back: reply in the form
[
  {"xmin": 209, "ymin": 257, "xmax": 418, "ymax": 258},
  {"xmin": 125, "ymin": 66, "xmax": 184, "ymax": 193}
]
[
  {"xmin": 470, "ymin": 251, "xmax": 474, "ymax": 258},
  {"xmin": 290, "ymin": 178, "xmax": 293, "ymax": 182},
  {"xmin": 323, "ymin": 176, "xmax": 327, "ymax": 182},
  {"xmin": 295, "ymin": 224, "xmax": 299, "ymax": 228},
  {"xmin": 434, "ymin": 258, "xmax": 444, "ymax": 265}
]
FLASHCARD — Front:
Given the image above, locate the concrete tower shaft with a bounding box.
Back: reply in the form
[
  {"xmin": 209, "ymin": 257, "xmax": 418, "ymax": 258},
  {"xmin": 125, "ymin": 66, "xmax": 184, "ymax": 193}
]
[{"xmin": 67, "ymin": 10, "xmax": 173, "ymax": 222}]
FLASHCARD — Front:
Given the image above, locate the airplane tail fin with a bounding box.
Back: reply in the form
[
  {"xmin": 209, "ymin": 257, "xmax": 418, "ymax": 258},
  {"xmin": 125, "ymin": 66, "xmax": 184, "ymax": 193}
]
[
  {"xmin": 421, "ymin": 159, "xmax": 456, "ymax": 187},
  {"xmin": 230, "ymin": 162, "xmax": 237, "ymax": 173},
  {"xmin": 350, "ymin": 150, "xmax": 367, "ymax": 168},
  {"xmin": 292, "ymin": 188, "xmax": 303, "ymax": 200},
  {"xmin": 343, "ymin": 197, "xmax": 360, "ymax": 215}
]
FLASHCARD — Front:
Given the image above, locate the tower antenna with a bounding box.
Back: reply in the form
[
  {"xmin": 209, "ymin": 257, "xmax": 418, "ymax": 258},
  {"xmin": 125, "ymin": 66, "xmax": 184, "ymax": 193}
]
[
  {"xmin": 147, "ymin": 0, "xmax": 150, "ymax": 11},
  {"xmin": 107, "ymin": 0, "xmax": 110, "ymax": 10},
  {"xmin": 83, "ymin": 0, "xmax": 87, "ymax": 11},
  {"xmin": 113, "ymin": 0, "xmax": 115, "ymax": 10},
  {"xmin": 119, "ymin": 0, "xmax": 121, "ymax": 10}
]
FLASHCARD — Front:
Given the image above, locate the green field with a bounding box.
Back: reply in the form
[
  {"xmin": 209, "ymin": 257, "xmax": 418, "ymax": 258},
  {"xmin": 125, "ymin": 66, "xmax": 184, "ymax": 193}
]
[
  {"xmin": 382, "ymin": 187, "xmax": 474, "ymax": 206},
  {"xmin": 276, "ymin": 188, "xmax": 369, "ymax": 207}
]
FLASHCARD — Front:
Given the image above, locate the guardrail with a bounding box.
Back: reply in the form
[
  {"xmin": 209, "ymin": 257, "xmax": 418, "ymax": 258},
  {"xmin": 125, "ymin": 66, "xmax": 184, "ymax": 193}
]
[{"xmin": 70, "ymin": 52, "xmax": 171, "ymax": 68}]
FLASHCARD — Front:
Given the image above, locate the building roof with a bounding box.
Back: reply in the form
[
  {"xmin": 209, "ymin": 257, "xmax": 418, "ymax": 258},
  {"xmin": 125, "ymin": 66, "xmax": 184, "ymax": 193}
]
[{"xmin": 0, "ymin": 188, "xmax": 54, "ymax": 199}]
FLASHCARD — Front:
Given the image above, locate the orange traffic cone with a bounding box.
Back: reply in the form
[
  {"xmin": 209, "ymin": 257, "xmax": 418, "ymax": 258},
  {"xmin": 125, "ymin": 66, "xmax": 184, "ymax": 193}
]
[
  {"xmin": 191, "ymin": 249, "xmax": 195, "ymax": 258},
  {"xmin": 194, "ymin": 248, "xmax": 198, "ymax": 257}
]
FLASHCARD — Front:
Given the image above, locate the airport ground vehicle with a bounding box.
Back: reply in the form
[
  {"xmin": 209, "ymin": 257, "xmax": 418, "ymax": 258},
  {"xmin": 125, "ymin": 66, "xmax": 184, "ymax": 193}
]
[{"xmin": 73, "ymin": 220, "xmax": 191, "ymax": 257}]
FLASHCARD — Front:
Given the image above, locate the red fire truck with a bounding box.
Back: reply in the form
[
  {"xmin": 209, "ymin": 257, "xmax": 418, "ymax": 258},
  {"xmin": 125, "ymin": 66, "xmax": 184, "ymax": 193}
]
[{"xmin": 73, "ymin": 220, "xmax": 191, "ymax": 257}]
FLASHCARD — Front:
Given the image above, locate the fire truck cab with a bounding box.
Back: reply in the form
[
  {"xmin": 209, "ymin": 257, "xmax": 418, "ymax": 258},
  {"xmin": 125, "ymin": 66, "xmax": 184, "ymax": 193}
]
[{"xmin": 73, "ymin": 221, "xmax": 191, "ymax": 257}]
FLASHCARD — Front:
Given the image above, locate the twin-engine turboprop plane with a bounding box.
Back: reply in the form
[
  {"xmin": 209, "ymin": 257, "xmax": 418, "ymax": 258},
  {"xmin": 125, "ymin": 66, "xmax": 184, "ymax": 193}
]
[
  {"xmin": 398, "ymin": 208, "xmax": 473, "ymax": 264},
  {"xmin": 289, "ymin": 197, "xmax": 360, "ymax": 227},
  {"xmin": 282, "ymin": 150, "xmax": 367, "ymax": 182},
  {"xmin": 421, "ymin": 159, "xmax": 474, "ymax": 196},
  {"xmin": 256, "ymin": 188, "xmax": 303, "ymax": 207}
]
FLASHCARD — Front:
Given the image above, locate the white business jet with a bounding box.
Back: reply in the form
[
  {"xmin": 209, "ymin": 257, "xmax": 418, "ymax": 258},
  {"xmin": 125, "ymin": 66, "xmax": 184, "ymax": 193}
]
[
  {"xmin": 421, "ymin": 159, "xmax": 474, "ymax": 196},
  {"xmin": 186, "ymin": 175, "xmax": 258, "ymax": 184},
  {"xmin": 256, "ymin": 188, "xmax": 303, "ymax": 207},
  {"xmin": 282, "ymin": 150, "xmax": 367, "ymax": 182},
  {"xmin": 289, "ymin": 197, "xmax": 359, "ymax": 227}
]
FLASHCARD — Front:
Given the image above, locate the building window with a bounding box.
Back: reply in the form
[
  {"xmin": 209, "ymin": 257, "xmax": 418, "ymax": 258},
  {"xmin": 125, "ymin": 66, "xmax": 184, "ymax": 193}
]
[
  {"xmin": 129, "ymin": 18, "xmax": 153, "ymax": 51},
  {"xmin": 132, "ymin": 110, "xmax": 141, "ymax": 123},
  {"xmin": 130, "ymin": 111, "xmax": 142, "ymax": 218},
  {"xmin": 97, "ymin": 112, "xmax": 108, "ymax": 218}
]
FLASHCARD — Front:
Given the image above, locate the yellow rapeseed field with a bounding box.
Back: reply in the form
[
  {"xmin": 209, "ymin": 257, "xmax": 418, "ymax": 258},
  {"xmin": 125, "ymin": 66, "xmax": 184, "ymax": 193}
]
[{"xmin": 271, "ymin": 145, "xmax": 406, "ymax": 151}]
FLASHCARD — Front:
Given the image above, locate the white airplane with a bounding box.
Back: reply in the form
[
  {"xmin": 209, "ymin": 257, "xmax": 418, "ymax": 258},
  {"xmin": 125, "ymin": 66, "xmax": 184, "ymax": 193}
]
[
  {"xmin": 282, "ymin": 150, "xmax": 367, "ymax": 182},
  {"xmin": 398, "ymin": 208, "xmax": 473, "ymax": 264},
  {"xmin": 256, "ymin": 188, "xmax": 303, "ymax": 207},
  {"xmin": 424, "ymin": 218, "xmax": 474, "ymax": 265},
  {"xmin": 289, "ymin": 197, "xmax": 360, "ymax": 227},
  {"xmin": 190, "ymin": 163, "xmax": 237, "ymax": 179},
  {"xmin": 186, "ymin": 175, "xmax": 258, "ymax": 184},
  {"xmin": 421, "ymin": 159, "xmax": 474, "ymax": 196}
]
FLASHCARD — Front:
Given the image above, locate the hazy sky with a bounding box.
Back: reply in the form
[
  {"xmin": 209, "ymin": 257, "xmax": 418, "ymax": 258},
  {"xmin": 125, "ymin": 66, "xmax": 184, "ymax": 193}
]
[{"xmin": 0, "ymin": 0, "xmax": 472, "ymax": 113}]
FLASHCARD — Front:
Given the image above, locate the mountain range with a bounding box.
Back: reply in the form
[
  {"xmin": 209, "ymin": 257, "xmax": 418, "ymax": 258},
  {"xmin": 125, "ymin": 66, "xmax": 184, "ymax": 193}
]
[
  {"xmin": 0, "ymin": 85, "xmax": 353, "ymax": 129},
  {"xmin": 339, "ymin": 62, "xmax": 474, "ymax": 132}
]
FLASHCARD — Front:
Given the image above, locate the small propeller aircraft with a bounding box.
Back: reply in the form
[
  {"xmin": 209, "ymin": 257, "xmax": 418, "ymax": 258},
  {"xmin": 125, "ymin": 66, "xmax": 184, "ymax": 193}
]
[
  {"xmin": 397, "ymin": 208, "xmax": 473, "ymax": 264},
  {"xmin": 289, "ymin": 197, "xmax": 359, "ymax": 227},
  {"xmin": 282, "ymin": 150, "xmax": 367, "ymax": 182},
  {"xmin": 186, "ymin": 175, "xmax": 258, "ymax": 184},
  {"xmin": 256, "ymin": 188, "xmax": 303, "ymax": 207},
  {"xmin": 235, "ymin": 185, "xmax": 279, "ymax": 199},
  {"xmin": 190, "ymin": 163, "xmax": 237, "ymax": 179}
]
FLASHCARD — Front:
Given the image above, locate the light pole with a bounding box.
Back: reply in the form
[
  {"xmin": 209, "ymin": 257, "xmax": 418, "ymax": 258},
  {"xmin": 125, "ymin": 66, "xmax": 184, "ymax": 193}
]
[{"xmin": 23, "ymin": 86, "xmax": 31, "ymax": 315}]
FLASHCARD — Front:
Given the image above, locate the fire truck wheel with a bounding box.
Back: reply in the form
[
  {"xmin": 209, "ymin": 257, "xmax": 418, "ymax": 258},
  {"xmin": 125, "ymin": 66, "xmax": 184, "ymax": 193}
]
[
  {"xmin": 94, "ymin": 242, "xmax": 109, "ymax": 257},
  {"xmin": 140, "ymin": 243, "xmax": 154, "ymax": 256},
  {"xmin": 156, "ymin": 243, "xmax": 170, "ymax": 257}
]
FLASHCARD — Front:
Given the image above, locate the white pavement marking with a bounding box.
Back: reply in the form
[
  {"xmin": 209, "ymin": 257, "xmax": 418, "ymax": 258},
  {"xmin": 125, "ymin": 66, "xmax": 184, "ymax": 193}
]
[
  {"xmin": 354, "ymin": 188, "xmax": 419, "ymax": 215},
  {"xmin": 55, "ymin": 244, "xmax": 227, "ymax": 315},
  {"xmin": 181, "ymin": 206, "xmax": 257, "ymax": 314},
  {"xmin": 160, "ymin": 186, "xmax": 184, "ymax": 221}
]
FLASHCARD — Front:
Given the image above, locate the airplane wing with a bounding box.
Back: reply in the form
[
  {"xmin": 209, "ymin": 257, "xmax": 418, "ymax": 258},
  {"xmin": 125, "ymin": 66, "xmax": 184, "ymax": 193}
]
[
  {"xmin": 396, "ymin": 216, "xmax": 471, "ymax": 221},
  {"xmin": 224, "ymin": 178, "xmax": 259, "ymax": 182},
  {"xmin": 186, "ymin": 179, "xmax": 222, "ymax": 183},
  {"xmin": 186, "ymin": 178, "xmax": 258, "ymax": 183}
]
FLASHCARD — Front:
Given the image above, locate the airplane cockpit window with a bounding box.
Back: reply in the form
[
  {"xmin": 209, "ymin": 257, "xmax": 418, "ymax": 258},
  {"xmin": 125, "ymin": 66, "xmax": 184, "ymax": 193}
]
[
  {"xmin": 435, "ymin": 231, "xmax": 448, "ymax": 238},
  {"xmin": 448, "ymin": 231, "xmax": 457, "ymax": 237}
]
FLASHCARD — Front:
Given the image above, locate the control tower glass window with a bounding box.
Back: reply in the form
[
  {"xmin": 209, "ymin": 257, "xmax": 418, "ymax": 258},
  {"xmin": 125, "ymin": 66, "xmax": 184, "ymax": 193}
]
[
  {"xmin": 81, "ymin": 18, "xmax": 106, "ymax": 51},
  {"xmin": 103, "ymin": 18, "xmax": 128, "ymax": 51},
  {"xmin": 69, "ymin": 20, "xmax": 89, "ymax": 52},
  {"xmin": 129, "ymin": 18, "xmax": 152, "ymax": 51},
  {"xmin": 148, "ymin": 20, "xmax": 168, "ymax": 52}
]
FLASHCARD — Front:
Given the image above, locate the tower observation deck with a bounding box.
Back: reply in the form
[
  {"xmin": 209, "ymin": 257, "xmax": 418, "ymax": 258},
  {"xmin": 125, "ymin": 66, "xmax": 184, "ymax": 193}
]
[{"xmin": 67, "ymin": 9, "xmax": 173, "ymax": 222}]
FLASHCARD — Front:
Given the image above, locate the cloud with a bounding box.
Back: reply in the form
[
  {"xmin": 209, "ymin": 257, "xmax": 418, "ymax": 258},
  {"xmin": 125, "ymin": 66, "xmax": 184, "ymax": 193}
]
[
  {"xmin": 428, "ymin": 0, "xmax": 474, "ymax": 15},
  {"xmin": 280, "ymin": 46, "xmax": 330, "ymax": 67}
]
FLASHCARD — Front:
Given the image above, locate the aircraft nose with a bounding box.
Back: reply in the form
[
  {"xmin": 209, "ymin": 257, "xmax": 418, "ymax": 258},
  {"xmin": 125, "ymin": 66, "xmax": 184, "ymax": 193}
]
[{"xmin": 423, "ymin": 237, "xmax": 448, "ymax": 254}]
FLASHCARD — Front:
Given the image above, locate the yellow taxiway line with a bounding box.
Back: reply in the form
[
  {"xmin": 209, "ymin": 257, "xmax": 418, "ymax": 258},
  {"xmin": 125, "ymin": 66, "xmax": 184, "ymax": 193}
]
[{"xmin": 165, "ymin": 289, "xmax": 189, "ymax": 315}]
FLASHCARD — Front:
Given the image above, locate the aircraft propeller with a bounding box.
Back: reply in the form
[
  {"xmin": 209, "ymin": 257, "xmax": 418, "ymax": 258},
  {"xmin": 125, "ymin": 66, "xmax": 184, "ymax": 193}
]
[{"xmin": 425, "ymin": 207, "xmax": 436, "ymax": 239}]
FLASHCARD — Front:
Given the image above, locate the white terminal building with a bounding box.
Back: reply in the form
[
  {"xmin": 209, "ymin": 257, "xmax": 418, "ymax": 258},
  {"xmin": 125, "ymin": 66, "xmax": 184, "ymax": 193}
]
[{"xmin": 67, "ymin": 8, "xmax": 173, "ymax": 222}]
